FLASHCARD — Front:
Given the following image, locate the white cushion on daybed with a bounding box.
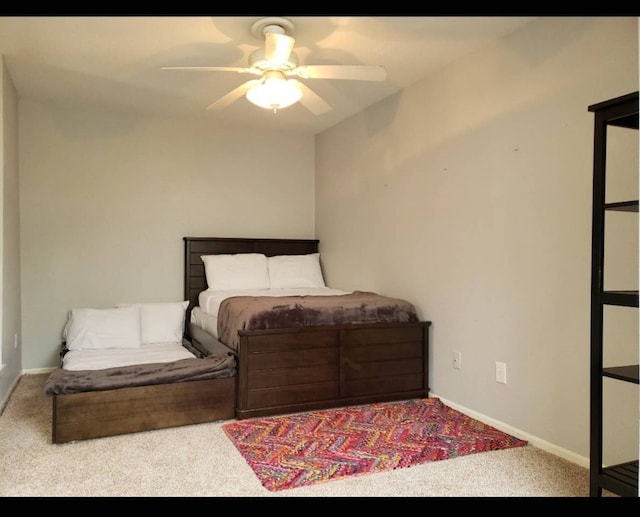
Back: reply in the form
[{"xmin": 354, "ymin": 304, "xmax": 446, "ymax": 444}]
[
  {"xmin": 64, "ymin": 306, "xmax": 142, "ymax": 351},
  {"xmin": 116, "ymin": 301, "xmax": 189, "ymax": 345}
]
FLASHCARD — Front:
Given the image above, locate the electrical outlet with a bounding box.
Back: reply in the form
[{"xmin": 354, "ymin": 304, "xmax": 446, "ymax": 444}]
[
  {"xmin": 14, "ymin": 333, "xmax": 18, "ymax": 349},
  {"xmin": 495, "ymin": 361, "xmax": 507, "ymax": 384},
  {"xmin": 453, "ymin": 351, "xmax": 462, "ymax": 370}
]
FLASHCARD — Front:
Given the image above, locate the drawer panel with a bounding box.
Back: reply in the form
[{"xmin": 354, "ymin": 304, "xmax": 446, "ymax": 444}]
[
  {"xmin": 344, "ymin": 374, "xmax": 425, "ymax": 397},
  {"xmin": 344, "ymin": 357, "xmax": 423, "ymax": 380},
  {"xmin": 248, "ymin": 363, "xmax": 338, "ymax": 389},
  {"xmin": 341, "ymin": 325, "xmax": 425, "ymax": 345},
  {"xmin": 248, "ymin": 347, "xmax": 339, "ymax": 370},
  {"xmin": 345, "ymin": 341, "xmax": 423, "ymax": 362},
  {"xmin": 241, "ymin": 329, "xmax": 338, "ymax": 352},
  {"xmin": 247, "ymin": 382, "xmax": 340, "ymax": 409}
]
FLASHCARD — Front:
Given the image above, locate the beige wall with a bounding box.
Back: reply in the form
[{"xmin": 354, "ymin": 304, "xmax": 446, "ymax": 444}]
[
  {"xmin": 315, "ymin": 17, "xmax": 638, "ymax": 464},
  {"xmin": 19, "ymin": 104, "xmax": 315, "ymax": 369}
]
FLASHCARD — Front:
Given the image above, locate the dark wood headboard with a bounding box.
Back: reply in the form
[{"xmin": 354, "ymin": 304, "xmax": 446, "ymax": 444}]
[{"xmin": 183, "ymin": 237, "xmax": 319, "ymax": 330}]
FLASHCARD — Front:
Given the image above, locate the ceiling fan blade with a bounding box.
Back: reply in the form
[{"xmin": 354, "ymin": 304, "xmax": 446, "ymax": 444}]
[
  {"xmin": 205, "ymin": 80, "xmax": 262, "ymax": 110},
  {"xmin": 295, "ymin": 81, "xmax": 332, "ymax": 116},
  {"xmin": 264, "ymin": 32, "xmax": 295, "ymax": 65},
  {"xmin": 162, "ymin": 66, "xmax": 260, "ymax": 76},
  {"xmin": 295, "ymin": 65, "xmax": 387, "ymax": 82}
]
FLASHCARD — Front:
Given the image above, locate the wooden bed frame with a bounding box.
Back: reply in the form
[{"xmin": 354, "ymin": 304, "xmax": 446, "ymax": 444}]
[
  {"xmin": 52, "ymin": 376, "xmax": 235, "ymax": 443},
  {"xmin": 184, "ymin": 236, "xmax": 431, "ymax": 420}
]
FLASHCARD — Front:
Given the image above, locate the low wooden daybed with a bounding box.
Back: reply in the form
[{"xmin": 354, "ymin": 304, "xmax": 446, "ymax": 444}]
[
  {"xmin": 184, "ymin": 236, "xmax": 432, "ymax": 420},
  {"xmin": 45, "ymin": 328, "xmax": 236, "ymax": 444}
]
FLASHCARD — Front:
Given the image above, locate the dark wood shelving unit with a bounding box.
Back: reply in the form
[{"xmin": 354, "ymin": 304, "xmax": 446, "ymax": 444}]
[{"xmin": 588, "ymin": 91, "xmax": 639, "ymax": 498}]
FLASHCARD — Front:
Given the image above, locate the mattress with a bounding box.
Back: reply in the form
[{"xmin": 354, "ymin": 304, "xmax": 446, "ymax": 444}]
[
  {"xmin": 197, "ymin": 287, "xmax": 351, "ymax": 318},
  {"xmin": 191, "ymin": 306, "xmax": 219, "ymax": 338},
  {"xmin": 62, "ymin": 341, "xmax": 197, "ymax": 371}
]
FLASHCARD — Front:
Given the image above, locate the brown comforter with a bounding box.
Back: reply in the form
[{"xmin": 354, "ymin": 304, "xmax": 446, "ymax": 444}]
[
  {"xmin": 217, "ymin": 290, "xmax": 419, "ymax": 351},
  {"xmin": 44, "ymin": 354, "xmax": 236, "ymax": 396}
]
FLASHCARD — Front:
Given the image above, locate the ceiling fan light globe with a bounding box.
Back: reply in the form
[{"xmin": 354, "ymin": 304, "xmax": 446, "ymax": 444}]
[{"xmin": 246, "ymin": 76, "xmax": 302, "ymax": 111}]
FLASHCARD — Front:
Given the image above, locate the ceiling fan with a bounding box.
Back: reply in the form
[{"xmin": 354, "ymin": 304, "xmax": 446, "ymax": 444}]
[{"xmin": 162, "ymin": 17, "xmax": 387, "ymax": 115}]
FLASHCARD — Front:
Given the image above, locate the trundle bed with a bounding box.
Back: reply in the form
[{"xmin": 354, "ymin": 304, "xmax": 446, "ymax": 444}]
[
  {"xmin": 44, "ymin": 303, "xmax": 236, "ymax": 444},
  {"xmin": 184, "ymin": 236, "xmax": 431, "ymax": 420}
]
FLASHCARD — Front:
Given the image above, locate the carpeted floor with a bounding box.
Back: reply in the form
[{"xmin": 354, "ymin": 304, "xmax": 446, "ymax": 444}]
[{"xmin": 0, "ymin": 373, "xmax": 599, "ymax": 498}]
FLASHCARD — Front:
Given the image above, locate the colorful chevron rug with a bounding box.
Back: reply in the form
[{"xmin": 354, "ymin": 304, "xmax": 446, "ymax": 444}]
[{"xmin": 222, "ymin": 397, "xmax": 528, "ymax": 491}]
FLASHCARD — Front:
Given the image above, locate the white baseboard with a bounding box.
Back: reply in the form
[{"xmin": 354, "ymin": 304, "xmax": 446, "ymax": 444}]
[
  {"xmin": 23, "ymin": 367, "xmax": 57, "ymax": 375},
  {"xmin": 430, "ymin": 392, "xmax": 589, "ymax": 470}
]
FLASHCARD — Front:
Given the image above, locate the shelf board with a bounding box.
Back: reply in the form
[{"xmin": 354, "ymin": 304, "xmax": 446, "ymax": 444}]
[
  {"xmin": 603, "ymin": 365, "xmax": 640, "ymax": 384},
  {"xmin": 602, "ymin": 291, "xmax": 639, "ymax": 307},
  {"xmin": 605, "ymin": 200, "xmax": 639, "ymax": 212},
  {"xmin": 600, "ymin": 460, "xmax": 639, "ymax": 497},
  {"xmin": 588, "ymin": 91, "xmax": 639, "ymax": 129},
  {"xmin": 608, "ymin": 113, "xmax": 639, "ymax": 129}
]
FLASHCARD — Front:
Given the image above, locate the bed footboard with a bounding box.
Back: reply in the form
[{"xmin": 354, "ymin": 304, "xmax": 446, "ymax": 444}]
[
  {"xmin": 235, "ymin": 321, "xmax": 430, "ymax": 419},
  {"xmin": 52, "ymin": 377, "xmax": 235, "ymax": 443}
]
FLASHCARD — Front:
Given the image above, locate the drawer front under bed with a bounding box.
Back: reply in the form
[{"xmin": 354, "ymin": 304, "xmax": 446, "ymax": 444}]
[
  {"xmin": 238, "ymin": 329, "xmax": 340, "ymax": 412},
  {"xmin": 341, "ymin": 325, "xmax": 426, "ymax": 397},
  {"xmin": 235, "ymin": 322, "xmax": 430, "ymax": 419}
]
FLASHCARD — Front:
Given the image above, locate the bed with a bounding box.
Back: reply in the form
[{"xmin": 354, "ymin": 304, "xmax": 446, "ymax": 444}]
[
  {"xmin": 44, "ymin": 301, "xmax": 237, "ymax": 443},
  {"xmin": 184, "ymin": 236, "xmax": 431, "ymax": 420}
]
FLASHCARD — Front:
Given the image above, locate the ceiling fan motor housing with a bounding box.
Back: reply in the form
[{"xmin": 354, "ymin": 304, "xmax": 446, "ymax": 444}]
[
  {"xmin": 249, "ymin": 17, "xmax": 298, "ymax": 72},
  {"xmin": 249, "ymin": 48, "xmax": 298, "ymax": 72}
]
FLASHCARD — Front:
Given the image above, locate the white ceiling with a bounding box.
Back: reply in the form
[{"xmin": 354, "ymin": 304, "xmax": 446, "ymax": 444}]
[{"xmin": 0, "ymin": 16, "xmax": 537, "ymax": 134}]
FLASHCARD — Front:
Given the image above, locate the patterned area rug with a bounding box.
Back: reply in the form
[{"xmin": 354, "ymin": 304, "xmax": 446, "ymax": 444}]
[{"xmin": 222, "ymin": 397, "xmax": 528, "ymax": 491}]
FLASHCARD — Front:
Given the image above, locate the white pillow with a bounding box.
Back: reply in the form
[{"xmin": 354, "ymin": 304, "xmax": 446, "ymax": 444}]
[
  {"xmin": 116, "ymin": 301, "xmax": 189, "ymax": 345},
  {"xmin": 64, "ymin": 306, "xmax": 142, "ymax": 351},
  {"xmin": 201, "ymin": 253, "xmax": 270, "ymax": 291},
  {"xmin": 267, "ymin": 253, "xmax": 326, "ymax": 289}
]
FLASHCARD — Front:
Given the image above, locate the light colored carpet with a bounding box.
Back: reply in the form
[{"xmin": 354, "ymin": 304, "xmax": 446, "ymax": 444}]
[{"xmin": 1, "ymin": 373, "xmax": 594, "ymax": 497}]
